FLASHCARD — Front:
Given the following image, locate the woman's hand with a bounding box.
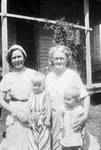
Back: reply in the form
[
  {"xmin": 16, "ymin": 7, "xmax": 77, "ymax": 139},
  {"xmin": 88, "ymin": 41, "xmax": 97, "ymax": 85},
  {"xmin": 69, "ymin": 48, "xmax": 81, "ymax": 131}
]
[
  {"xmin": 71, "ymin": 115, "xmax": 86, "ymax": 131},
  {"xmin": 16, "ymin": 111, "xmax": 29, "ymax": 123},
  {"xmin": 45, "ymin": 119, "xmax": 51, "ymax": 132},
  {"xmin": 72, "ymin": 96, "xmax": 90, "ymax": 131}
]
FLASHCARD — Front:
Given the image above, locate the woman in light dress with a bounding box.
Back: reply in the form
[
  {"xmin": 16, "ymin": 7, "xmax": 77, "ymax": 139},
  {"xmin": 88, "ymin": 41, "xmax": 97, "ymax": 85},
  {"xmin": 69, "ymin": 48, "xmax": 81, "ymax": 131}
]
[
  {"xmin": 0, "ymin": 45, "xmax": 36, "ymax": 150},
  {"xmin": 45, "ymin": 44, "xmax": 100, "ymax": 150}
]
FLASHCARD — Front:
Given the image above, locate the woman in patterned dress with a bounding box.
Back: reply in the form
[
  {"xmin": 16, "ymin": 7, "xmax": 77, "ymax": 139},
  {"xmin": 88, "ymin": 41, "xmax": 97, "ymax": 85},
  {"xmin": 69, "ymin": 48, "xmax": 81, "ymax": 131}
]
[
  {"xmin": 28, "ymin": 72, "xmax": 52, "ymax": 150},
  {"xmin": 0, "ymin": 45, "xmax": 36, "ymax": 150},
  {"xmin": 45, "ymin": 44, "xmax": 100, "ymax": 150}
]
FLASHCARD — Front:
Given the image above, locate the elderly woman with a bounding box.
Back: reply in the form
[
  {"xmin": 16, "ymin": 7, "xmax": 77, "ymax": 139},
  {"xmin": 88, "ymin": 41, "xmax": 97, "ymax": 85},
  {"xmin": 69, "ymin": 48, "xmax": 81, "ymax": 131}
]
[
  {"xmin": 45, "ymin": 44, "xmax": 100, "ymax": 150},
  {"xmin": 0, "ymin": 45, "xmax": 36, "ymax": 150}
]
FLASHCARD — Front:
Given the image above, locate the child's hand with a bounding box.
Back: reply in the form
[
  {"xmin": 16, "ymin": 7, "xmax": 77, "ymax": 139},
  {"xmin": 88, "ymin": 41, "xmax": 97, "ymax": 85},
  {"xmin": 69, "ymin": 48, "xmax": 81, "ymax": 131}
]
[
  {"xmin": 45, "ymin": 120, "xmax": 52, "ymax": 133},
  {"xmin": 45, "ymin": 119, "xmax": 51, "ymax": 126},
  {"xmin": 16, "ymin": 111, "xmax": 28, "ymax": 123},
  {"xmin": 61, "ymin": 124, "xmax": 65, "ymax": 129}
]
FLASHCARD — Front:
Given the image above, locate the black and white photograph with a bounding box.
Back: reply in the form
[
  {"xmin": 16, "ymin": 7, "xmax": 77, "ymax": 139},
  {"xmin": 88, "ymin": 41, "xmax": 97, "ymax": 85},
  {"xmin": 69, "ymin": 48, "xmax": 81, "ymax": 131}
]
[{"xmin": 0, "ymin": 0, "xmax": 101, "ymax": 150}]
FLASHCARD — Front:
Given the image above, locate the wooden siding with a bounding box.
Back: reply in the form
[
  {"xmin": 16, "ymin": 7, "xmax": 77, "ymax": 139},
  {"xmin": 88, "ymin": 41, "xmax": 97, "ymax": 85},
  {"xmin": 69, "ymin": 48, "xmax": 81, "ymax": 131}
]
[
  {"xmin": 38, "ymin": 23, "xmax": 53, "ymax": 72},
  {"xmin": 38, "ymin": 0, "xmax": 85, "ymax": 73},
  {"xmin": 91, "ymin": 25, "xmax": 101, "ymax": 83}
]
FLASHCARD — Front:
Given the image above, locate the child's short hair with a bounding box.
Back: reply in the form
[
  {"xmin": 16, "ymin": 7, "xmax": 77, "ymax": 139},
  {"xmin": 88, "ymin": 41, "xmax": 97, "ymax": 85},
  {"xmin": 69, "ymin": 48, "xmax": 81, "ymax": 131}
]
[
  {"xmin": 31, "ymin": 72, "xmax": 45, "ymax": 84},
  {"xmin": 64, "ymin": 85, "xmax": 81, "ymax": 100}
]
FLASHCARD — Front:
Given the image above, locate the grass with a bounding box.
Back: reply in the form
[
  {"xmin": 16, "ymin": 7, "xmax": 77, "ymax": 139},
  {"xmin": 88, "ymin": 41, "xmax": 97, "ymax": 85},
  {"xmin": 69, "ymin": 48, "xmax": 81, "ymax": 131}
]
[
  {"xmin": 86, "ymin": 104, "xmax": 101, "ymax": 147},
  {"xmin": 0, "ymin": 104, "xmax": 101, "ymax": 148}
]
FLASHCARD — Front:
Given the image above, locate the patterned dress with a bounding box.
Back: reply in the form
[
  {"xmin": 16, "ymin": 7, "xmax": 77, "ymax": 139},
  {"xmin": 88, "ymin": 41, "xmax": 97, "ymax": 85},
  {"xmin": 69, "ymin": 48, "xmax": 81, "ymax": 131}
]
[{"xmin": 28, "ymin": 91, "xmax": 51, "ymax": 150}]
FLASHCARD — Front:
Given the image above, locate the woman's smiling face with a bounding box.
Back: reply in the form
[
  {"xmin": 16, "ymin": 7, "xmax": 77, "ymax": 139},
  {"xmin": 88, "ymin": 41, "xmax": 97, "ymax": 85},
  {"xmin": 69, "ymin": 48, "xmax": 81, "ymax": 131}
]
[
  {"xmin": 52, "ymin": 51, "xmax": 67, "ymax": 71},
  {"xmin": 11, "ymin": 50, "xmax": 25, "ymax": 71}
]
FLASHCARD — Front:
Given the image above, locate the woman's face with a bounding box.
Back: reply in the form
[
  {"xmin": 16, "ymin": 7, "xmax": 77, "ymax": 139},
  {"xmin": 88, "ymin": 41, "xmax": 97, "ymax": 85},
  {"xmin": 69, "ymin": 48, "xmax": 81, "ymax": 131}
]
[
  {"xmin": 11, "ymin": 50, "xmax": 25, "ymax": 70},
  {"xmin": 52, "ymin": 51, "xmax": 67, "ymax": 71}
]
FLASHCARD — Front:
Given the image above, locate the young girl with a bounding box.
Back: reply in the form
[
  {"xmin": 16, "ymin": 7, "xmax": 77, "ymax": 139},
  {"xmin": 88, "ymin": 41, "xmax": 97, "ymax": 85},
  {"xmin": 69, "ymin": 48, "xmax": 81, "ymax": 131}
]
[
  {"xmin": 28, "ymin": 72, "xmax": 52, "ymax": 150},
  {"xmin": 59, "ymin": 85, "xmax": 85, "ymax": 150}
]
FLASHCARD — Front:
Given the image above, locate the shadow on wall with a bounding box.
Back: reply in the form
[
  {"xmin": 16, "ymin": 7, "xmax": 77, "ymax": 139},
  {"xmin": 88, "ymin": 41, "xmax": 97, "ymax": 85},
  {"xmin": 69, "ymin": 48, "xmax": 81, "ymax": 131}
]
[{"xmin": 91, "ymin": 93, "xmax": 101, "ymax": 105}]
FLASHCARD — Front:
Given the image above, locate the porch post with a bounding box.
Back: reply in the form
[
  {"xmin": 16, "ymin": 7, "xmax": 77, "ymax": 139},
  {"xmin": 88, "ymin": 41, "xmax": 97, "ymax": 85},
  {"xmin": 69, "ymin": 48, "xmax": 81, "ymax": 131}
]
[
  {"xmin": 84, "ymin": 0, "xmax": 92, "ymax": 86},
  {"xmin": 1, "ymin": 0, "xmax": 9, "ymax": 75}
]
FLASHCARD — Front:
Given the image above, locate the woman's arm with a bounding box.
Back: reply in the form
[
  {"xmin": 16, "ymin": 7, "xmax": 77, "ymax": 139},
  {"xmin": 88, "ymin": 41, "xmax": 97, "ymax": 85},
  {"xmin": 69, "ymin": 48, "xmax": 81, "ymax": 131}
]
[
  {"xmin": 0, "ymin": 91, "xmax": 14, "ymax": 113},
  {"xmin": 59, "ymin": 109, "xmax": 65, "ymax": 128},
  {"xmin": 72, "ymin": 95, "xmax": 90, "ymax": 131},
  {"xmin": 72, "ymin": 72, "xmax": 90, "ymax": 130},
  {"xmin": 0, "ymin": 90, "xmax": 28, "ymax": 123},
  {"xmin": 82, "ymin": 95, "xmax": 90, "ymax": 121}
]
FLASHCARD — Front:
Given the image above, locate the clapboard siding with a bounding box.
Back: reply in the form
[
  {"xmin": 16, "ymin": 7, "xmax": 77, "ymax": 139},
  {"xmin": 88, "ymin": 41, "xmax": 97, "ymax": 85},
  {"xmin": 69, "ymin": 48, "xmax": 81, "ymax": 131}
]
[
  {"xmin": 38, "ymin": 0, "xmax": 85, "ymax": 72},
  {"xmin": 38, "ymin": 24, "xmax": 53, "ymax": 71}
]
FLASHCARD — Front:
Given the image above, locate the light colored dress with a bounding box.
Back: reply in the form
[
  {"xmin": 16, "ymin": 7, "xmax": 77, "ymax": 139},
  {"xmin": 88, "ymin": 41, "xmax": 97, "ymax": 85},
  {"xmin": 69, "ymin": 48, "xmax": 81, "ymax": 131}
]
[
  {"xmin": 46, "ymin": 68, "xmax": 100, "ymax": 150},
  {"xmin": 28, "ymin": 91, "xmax": 51, "ymax": 150},
  {"xmin": 0, "ymin": 68, "xmax": 36, "ymax": 150},
  {"xmin": 59, "ymin": 105, "xmax": 84, "ymax": 147}
]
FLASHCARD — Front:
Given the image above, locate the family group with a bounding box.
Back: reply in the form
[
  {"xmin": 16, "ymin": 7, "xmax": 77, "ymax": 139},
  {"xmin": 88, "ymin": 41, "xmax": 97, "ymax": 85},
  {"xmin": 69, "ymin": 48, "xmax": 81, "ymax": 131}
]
[{"xmin": 0, "ymin": 44, "xmax": 100, "ymax": 150}]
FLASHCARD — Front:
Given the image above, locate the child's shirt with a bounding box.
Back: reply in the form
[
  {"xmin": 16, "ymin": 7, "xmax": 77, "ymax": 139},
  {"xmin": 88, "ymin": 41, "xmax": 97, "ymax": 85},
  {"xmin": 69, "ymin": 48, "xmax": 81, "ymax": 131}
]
[{"xmin": 59, "ymin": 104, "xmax": 84, "ymax": 147}]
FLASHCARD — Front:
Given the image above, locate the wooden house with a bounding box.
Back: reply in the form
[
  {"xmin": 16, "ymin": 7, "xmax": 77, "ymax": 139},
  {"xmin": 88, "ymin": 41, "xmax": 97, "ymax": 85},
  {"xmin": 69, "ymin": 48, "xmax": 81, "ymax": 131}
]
[{"xmin": 0, "ymin": 0, "xmax": 101, "ymax": 95}]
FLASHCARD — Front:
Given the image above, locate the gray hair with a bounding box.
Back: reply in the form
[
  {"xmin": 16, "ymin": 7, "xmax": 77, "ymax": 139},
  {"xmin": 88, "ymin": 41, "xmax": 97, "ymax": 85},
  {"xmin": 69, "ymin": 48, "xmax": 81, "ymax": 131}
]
[{"xmin": 49, "ymin": 44, "xmax": 72, "ymax": 66}]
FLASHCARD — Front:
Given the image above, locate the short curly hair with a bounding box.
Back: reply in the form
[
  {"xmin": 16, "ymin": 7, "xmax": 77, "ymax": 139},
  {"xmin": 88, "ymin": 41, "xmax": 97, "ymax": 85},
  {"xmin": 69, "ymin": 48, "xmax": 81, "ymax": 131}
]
[{"xmin": 48, "ymin": 44, "xmax": 72, "ymax": 66}]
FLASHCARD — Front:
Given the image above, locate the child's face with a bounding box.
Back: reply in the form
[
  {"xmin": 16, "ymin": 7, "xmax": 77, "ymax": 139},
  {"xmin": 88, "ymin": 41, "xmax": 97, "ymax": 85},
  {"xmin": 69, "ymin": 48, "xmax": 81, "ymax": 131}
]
[
  {"xmin": 32, "ymin": 81, "xmax": 44, "ymax": 94},
  {"xmin": 64, "ymin": 95, "xmax": 77, "ymax": 107}
]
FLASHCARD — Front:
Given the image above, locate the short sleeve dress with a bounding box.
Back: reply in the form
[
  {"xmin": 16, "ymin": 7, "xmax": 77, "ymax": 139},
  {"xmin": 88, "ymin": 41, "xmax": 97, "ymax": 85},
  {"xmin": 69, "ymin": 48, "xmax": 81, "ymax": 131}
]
[
  {"xmin": 0, "ymin": 68, "xmax": 36, "ymax": 150},
  {"xmin": 46, "ymin": 69, "xmax": 88, "ymax": 111},
  {"xmin": 45, "ymin": 68, "xmax": 88, "ymax": 150}
]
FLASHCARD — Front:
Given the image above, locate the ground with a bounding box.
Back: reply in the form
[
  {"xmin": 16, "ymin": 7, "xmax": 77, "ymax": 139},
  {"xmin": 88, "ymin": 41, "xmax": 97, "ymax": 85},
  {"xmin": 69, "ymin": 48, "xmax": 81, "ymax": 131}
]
[
  {"xmin": 86, "ymin": 104, "xmax": 101, "ymax": 148},
  {"xmin": 0, "ymin": 121, "xmax": 5, "ymax": 142},
  {"xmin": 0, "ymin": 109, "xmax": 7, "ymax": 142}
]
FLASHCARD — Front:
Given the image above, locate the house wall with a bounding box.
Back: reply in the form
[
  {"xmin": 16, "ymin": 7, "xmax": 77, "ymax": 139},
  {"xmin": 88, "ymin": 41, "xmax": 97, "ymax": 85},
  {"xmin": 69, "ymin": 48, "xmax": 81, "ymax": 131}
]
[
  {"xmin": 6, "ymin": 0, "xmax": 86, "ymax": 72},
  {"xmin": 38, "ymin": 0, "xmax": 85, "ymax": 73},
  {"xmin": 38, "ymin": 23, "xmax": 53, "ymax": 72},
  {"xmin": 90, "ymin": 0, "xmax": 101, "ymax": 83}
]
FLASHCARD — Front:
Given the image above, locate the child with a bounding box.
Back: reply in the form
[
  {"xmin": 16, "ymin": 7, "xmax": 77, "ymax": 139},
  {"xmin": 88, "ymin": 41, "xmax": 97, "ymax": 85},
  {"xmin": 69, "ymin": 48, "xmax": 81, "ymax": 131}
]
[
  {"xmin": 59, "ymin": 85, "xmax": 85, "ymax": 150},
  {"xmin": 28, "ymin": 72, "xmax": 52, "ymax": 150}
]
